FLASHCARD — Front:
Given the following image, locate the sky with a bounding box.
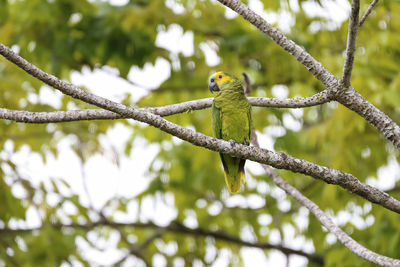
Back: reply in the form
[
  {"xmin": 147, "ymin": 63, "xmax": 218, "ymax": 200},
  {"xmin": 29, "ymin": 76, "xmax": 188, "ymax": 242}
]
[{"xmin": 3, "ymin": 0, "xmax": 400, "ymax": 266}]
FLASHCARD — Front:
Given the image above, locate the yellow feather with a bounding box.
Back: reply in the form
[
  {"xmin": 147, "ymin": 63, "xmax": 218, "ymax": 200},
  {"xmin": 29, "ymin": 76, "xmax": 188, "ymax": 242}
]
[
  {"xmin": 224, "ymin": 171, "xmax": 245, "ymax": 193},
  {"xmin": 214, "ymin": 71, "xmax": 233, "ymax": 88}
]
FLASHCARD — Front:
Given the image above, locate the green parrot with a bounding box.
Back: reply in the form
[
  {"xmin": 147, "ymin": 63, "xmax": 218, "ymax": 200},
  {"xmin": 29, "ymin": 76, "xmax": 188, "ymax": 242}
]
[{"xmin": 208, "ymin": 71, "xmax": 252, "ymax": 193}]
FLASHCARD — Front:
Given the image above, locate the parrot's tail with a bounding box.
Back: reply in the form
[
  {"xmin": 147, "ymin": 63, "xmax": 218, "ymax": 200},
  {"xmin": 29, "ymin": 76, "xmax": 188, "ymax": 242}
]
[
  {"xmin": 220, "ymin": 153, "xmax": 246, "ymax": 193},
  {"xmin": 223, "ymin": 169, "xmax": 245, "ymax": 193}
]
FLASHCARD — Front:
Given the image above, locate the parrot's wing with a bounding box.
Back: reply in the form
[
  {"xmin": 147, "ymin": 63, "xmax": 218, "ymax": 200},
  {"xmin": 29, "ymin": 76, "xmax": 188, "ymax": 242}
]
[
  {"xmin": 212, "ymin": 104, "xmax": 230, "ymax": 173},
  {"xmin": 212, "ymin": 104, "xmax": 222, "ymax": 139},
  {"xmin": 247, "ymin": 106, "xmax": 252, "ymax": 144}
]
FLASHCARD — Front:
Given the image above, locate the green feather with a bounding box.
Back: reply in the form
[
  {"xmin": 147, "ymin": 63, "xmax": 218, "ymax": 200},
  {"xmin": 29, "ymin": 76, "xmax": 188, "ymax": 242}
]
[{"xmin": 211, "ymin": 74, "xmax": 252, "ymax": 193}]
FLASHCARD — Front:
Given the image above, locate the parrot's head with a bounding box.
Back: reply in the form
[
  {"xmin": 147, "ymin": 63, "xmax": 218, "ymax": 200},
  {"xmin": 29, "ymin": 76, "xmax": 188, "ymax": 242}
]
[{"xmin": 208, "ymin": 71, "xmax": 235, "ymax": 93}]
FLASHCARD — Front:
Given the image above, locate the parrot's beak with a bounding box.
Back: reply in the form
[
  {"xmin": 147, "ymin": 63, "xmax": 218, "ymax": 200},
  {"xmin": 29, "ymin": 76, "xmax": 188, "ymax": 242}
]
[{"xmin": 209, "ymin": 81, "xmax": 219, "ymax": 92}]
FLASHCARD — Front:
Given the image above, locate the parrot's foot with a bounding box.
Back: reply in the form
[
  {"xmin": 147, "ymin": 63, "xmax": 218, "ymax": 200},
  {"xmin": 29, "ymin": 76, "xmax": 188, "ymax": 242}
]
[{"xmin": 228, "ymin": 139, "xmax": 236, "ymax": 147}]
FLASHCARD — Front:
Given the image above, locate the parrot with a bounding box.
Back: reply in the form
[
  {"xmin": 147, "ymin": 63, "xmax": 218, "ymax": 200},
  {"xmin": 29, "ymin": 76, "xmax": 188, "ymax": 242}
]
[{"xmin": 208, "ymin": 71, "xmax": 252, "ymax": 193}]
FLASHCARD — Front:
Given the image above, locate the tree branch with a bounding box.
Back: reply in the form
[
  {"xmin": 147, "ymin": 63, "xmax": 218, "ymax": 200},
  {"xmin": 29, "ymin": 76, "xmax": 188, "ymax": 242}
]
[
  {"xmin": 113, "ymin": 229, "xmax": 157, "ymax": 266},
  {"xmin": 2, "ymin": 45, "xmax": 400, "ymax": 152},
  {"xmin": 359, "ymin": 0, "xmax": 379, "ymax": 27},
  {"xmin": 251, "ymin": 132, "xmax": 400, "ymax": 266},
  {"xmin": 0, "ymin": 220, "xmax": 324, "ymax": 265},
  {"xmin": 333, "ymin": 87, "xmax": 400, "ymax": 149},
  {"xmin": 0, "ymin": 43, "xmax": 399, "ymax": 214},
  {"xmin": 214, "ymin": 1, "xmax": 400, "ymax": 150},
  {"xmin": 0, "ymin": 91, "xmax": 332, "ymax": 123},
  {"xmin": 341, "ymin": 0, "xmax": 360, "ymax": 88},
  {"xmin": 217, "ymin": 0, "xmax": 338, "ymax": 88}
]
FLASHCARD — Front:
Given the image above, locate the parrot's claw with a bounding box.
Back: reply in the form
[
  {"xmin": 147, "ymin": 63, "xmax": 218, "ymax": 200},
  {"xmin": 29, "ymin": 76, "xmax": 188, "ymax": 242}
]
[{"xmin": 229, "ymin": 139, "xmax": 236, "ymax": 147}]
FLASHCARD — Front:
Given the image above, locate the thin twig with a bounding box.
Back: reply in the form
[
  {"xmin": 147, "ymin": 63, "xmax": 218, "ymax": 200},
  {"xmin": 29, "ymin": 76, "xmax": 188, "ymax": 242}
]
[
  {"xmin": 341, "ymin": 0, "xmax": 360, "ymax": 88},
  {"xmin": 76, "ymin": 140, "xmax": 96, "ymax": 211},
  {"xmin": 113, "ymin": 248, "xmax": 148, "ymax": 267},
  {"xmin": 114, "ymin": 230, "xmax": 164, "ymax": 266},
  {"xmin": 0, "ymin": 92, "xmax": 332, "ymax": 124},
  {"xmin": 359, "ymin": 0, "xmax": 379, "ymax": 27},
  {"xmin": 113, "ymin": 229, "xmax": 156, "ymax": 266}
]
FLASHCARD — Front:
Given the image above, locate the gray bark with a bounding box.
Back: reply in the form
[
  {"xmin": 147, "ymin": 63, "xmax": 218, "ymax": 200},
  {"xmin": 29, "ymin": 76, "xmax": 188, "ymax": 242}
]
[
  {"xmin": 0, "ymin": 43, "xmax": 399, "ymax": 215},
  {"xmin": 0, "ymin": 90, "xmax": 332, "ymax": 123},
  {"xmin": 341, "ymin": 0, "xmax": 360, "ymax": 87},
  {"xmin": 333, "ymin": 87, "xmax": 400, "ymax": 148},
  {"xmin": 217, "ymin": 0, "xmax": 337, "ymax": 87},
  {"xmin": 252, "ymin": 133, "xmax": 400, "ymax": 267},
  {"xmin": 359, "ymin": 0, "xmax": 379, "ymax": 27},
  {"xmin": 216, "ymin": 0, "xmax": 400, "ymax": 150},
  {"xmin": 0, "ymin": 1, "xmax": 399, "ymax": 263}
]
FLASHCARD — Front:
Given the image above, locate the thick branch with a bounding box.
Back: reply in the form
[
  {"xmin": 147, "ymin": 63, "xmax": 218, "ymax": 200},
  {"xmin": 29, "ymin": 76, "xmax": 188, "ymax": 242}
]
[
  {"xmin": 0, "ymin": 43, "xmax": 399, "ymax": 214},
  {"xmin": 250, "ymin": 90, "xmax": 332, "ymax": 108},
  {"xmin": 0, "ymin": 220, "xmax": 323, "ymax": 264},
  {"xmin": 359, "ymin": 0, "xmax": 379, "ymax": 27},
  {"xmin": 0, "ymin": 91, "xmax": 332, "ymax": 123},
  {"xmin": 252, "ymin": 133, "xmax": 400, "ymax": 267},
  {"xmin": 341, "ymin": 0, "xmax": 360, "ymax": 87},
  {"xmin": 333, "ymin": 87, "xmax": 400, "ymax": 149}
]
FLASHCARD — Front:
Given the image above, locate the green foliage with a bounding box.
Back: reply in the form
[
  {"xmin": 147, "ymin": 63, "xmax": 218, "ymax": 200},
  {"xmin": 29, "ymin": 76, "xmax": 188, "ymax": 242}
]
[
  {"xmin": 0, "ymin": 168, "xmax": 25, "ymax": 222},
  {"xmin": 1, "ymin": 0, "xmax": 400, "ymax": 266}
]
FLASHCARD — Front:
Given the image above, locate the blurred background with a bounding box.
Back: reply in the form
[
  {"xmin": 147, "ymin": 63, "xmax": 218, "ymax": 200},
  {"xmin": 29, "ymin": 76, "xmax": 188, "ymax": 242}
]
[{"xmin": 0, "ymin": 0, "xmax": 400, "ymax": 266}]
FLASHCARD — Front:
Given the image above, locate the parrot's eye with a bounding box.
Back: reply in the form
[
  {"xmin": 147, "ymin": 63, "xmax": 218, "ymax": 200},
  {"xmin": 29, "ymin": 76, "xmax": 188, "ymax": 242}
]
[
  {"xmin": 218, "ymin": 75, "xmax": 223, "ymax": 79},
  {"xmin": 210, "ymin": 78, "xmax": 215, "ymax": 82}
]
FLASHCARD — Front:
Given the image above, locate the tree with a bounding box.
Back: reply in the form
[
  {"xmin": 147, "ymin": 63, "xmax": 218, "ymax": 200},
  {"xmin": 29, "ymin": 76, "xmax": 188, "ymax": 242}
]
[{"xmin": 0, "ymin": 0, "xmax": 399, "ymax": 266}]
